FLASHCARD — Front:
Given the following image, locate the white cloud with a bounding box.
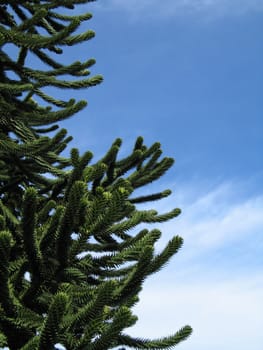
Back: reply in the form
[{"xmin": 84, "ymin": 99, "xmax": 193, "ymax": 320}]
[
  {"xmin": 93, "ymin": 0, "xmax": 263, "ymax": 20},
  {"xmin": 128, "ymin": 275, "xmax": 263, "ymax": 350},
  {"xmin": 124, "ymin": 180, "xmax": 263, "ymax": 349},
  {"xmin": 178, "ymin": 186, "xmax": 263, "ymax": 254},
  {"xmin": 140, "ymin": 181, "xmax": 263, "ymax": 262}
]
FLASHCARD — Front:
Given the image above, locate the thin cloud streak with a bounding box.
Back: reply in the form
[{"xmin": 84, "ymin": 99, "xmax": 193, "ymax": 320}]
[
  {"xmin": 93, "ymin": 0, "xmax": 263, "ymax": 20},
  {"xmin": 141, "ymin": 181, "xmax": 263, "ymax": 262}
]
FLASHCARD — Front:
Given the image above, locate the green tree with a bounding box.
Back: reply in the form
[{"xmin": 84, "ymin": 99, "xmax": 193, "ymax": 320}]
[
  {"xmin": 0, "ymin": 0, "xmax": 102, "ymax": 195},
  {"xmin": 0, "ymin": 1, "xmax": 193, "ymax": 349}
]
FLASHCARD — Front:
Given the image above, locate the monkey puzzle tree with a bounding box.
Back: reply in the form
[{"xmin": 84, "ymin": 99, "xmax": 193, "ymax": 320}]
[
  {"xmin": 0, "ymin": 1, "xmax": 193, "ymax": 349},
  {"xmin": 0, "ymin": 0, "xmax": 102, "ymax": 195}
]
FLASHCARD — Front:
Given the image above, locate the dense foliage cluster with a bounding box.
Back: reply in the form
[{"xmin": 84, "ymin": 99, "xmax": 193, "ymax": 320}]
[{"xmin": 0, "ymin": 1, "xmax": 192, "ymax": 349}]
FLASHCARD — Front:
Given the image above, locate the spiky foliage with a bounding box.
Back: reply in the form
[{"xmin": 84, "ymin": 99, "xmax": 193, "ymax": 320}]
[
  {"xmin": 0, "ymin": 1, "xmax": 193, "ymax": 349},
  {"xmin": 0, "ymin": 137, "xmax": 192, "ymax": 350},
  {"xmin": 0, "ymin": 0, "xmax": 102, "ymax": 194}
]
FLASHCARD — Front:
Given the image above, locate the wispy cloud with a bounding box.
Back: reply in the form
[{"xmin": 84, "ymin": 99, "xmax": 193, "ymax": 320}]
[
  {"xmin": 93, "ymin": 0, "xmax": 263, "ymax": 20},
  {"xmin": 123, "ymin": 179, "xmax": 263, "ymax": 349},
  {"xmin": 137, "ymin": 181, "xmax": 263, "ymax": 263},
  {"xmin": 177, "ymin": 186, "xmax": 263, "ymax": 255},
  {"xmin": 128, "ymin": 274, "xmax": 263, "ymax": 350},
  {"xmin": 124, "ymin": 180, "xmax": 263, "ymax": 349}
]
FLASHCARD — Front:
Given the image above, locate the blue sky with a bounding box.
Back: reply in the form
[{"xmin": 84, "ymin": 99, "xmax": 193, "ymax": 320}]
[{"xmin": 36, "ymin": 1, "xmax": 263, "ymax": 349}]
